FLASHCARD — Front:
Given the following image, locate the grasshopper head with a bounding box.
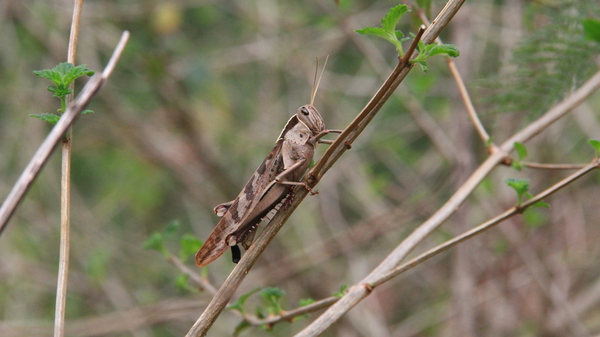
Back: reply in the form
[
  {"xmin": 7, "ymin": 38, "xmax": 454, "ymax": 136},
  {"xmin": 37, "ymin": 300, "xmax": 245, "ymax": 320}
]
[{"xmin": 297, "ymin": 104, "xmax": 325, "ymax": 136}]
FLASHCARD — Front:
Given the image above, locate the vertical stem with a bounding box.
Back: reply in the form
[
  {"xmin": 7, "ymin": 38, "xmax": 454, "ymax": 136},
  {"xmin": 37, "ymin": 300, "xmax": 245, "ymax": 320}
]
[{"xmin": 54, "ymin": 1, "xmax": 83, "ymax": 336}]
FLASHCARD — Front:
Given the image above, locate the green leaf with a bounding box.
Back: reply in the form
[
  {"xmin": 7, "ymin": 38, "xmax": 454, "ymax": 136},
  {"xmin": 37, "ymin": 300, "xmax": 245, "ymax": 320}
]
[
  {"xmin": 179, "ymin": 234, "xmax": 203, "ymax": 261},
  {"xmin": 381, "ymin": 5, "xmax": 409, "ymax": 35},
  {"xmin": 233, "ymin": 320, "xmax": 252, "ymax": 337},
  {"xmin": 81, "ymin": 109, "xmax": 94, "ymax": 115},
  {"xmin": 165, "ymin": 219, "xmax": 181, "ymax": 235},
  {"xmin": 415, "ymin": 60, "xmax": 429, "ymax": 72},
  {"xmin": 175, "ymin": 274, "xmax": 189, "ymax": 292},
  {"xmin": 514, "ymin": 142, "xmax": 528, "ymax": 160},
  {"xmin": 427, "ymin": 44, "xmax": 460, "ymax": 58},
  {"xmin": 583, "ymin": 18, "xmax": 600, "ymax": 42},
  {"xmin": 143, "ymin": 232, "xmax": 169, "ymax": 257},
  {"xmin": 261, "ymin": 287, "xmax": 285, "ymax": 315},
  {"xmin": 34, "ymin": 63, "xmax": 94, "ymax": 99},
  {"xmin": 356, "ymin": 27, "xmax": 389, "ymax": 40},
  {"xmin": 588, "ymin": 139, "xmax": 600, "ymax": 157},
  {"xmin": 356, "ymin": 5, "xmax": 410, "ymax": 55},
  {"xmin": 505, "ymin": 178, "xmax": 530, "ymax": 207},
  {"xmin": 227, "ymin": 288, "xmax": 261, "ymax": 314},
  {"xmin": 333, "ymin": 284, "xmax": 347, "ymax": 298},
  {"xmin": 299, "ymin": 298, "xmax": 315, "ymax": 306},
  {"xmin": 29, "ymin": 113, "xmax": 61, "ymax": 125},
  {"xmin": 527, "ymin": 201, "xmax": 550, "ymax": 211}
]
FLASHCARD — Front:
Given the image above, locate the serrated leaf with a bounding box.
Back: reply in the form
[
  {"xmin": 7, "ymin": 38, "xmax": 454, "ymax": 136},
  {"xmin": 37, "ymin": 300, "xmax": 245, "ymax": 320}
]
[
  {"xmin": 356, "ymin": 27, "xmax": 391, "ymax": 41},
  {"xmin": 588, "ymin": 139, "xmax": 600, "ymax": 157},
  {"xmin": 427, "ymin": 44, "xmax": 460, "ymax": 58},
  {"xmin": 33, "ymin": 69, "xmax": 63, "ymax": 84},
  {"xmin": 583, "ymin": 18, "xmax": 600, "ymax": 42},
  {"xmin": 179, "ymin": 234, "xmax": 203, "ymax": 261},
  {"xmin": 29, "ymin": 113, "xmax": 61, "ymax": 125},
  {"xmin": 81, "ymin": 109, "xmax": 94, "ymax": 115},
  {"xmin": 514, "ymin": 142, "xmax": 528, "ymax": 160},
  {"xmin": 381, "ymin": 5, "xmax": 409, "ymax": 35},
  {"xmin": 395, "ymin": 31, "xmax": 405, "ymax": 39},
  {"xmin": 34, "ymin": 63, "xmax": 94, "ymax": 98},
  {"xmin": 262, "ymin": 287, "xmax": 285, "ymax": 315}
]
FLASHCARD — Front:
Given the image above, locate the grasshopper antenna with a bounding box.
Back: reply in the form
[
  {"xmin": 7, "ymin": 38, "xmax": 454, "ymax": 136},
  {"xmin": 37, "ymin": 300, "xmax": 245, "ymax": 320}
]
[{"xmin": 310, "ymin": 55, "xmax": 329, "ymax": 106}]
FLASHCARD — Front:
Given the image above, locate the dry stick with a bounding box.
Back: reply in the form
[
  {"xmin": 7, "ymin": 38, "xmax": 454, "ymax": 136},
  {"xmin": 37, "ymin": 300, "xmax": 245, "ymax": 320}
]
[
  {"xmin": 54, "ymin": 1, "xmax": 84, "ymax": 336},
  {"xmin": 411, "ymin": 5, "xmax": 493, "ymax": 148},
  {"xmin": 0, "ymin": 31, "xmax": 130, "ymax": 236},
  {"xmin": 294, "ymin": 67, "xmax": 600, "ymax": 337},
  {"xmin": 185, "ymin": 28, "xmax": 427, "ymax": 337},
  {"xmin": 371, "ymin": 159, "xmax": 599, "ymax": 289},
  {"xmin": 523, "ymin": 162, "xmax": 587, "ymax": 170}
]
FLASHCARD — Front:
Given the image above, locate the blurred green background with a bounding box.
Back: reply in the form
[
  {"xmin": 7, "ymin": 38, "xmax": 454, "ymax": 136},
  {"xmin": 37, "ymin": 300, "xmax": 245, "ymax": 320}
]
[{"xmin": 1, "ymin": 0, "xmax": 600, "ymax": 336}]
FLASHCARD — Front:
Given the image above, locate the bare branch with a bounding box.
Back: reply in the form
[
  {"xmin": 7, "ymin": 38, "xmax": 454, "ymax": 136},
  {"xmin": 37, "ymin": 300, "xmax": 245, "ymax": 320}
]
[{"xmin": 0, "ymin": 31, "xmax": 130, "ymax": 236}]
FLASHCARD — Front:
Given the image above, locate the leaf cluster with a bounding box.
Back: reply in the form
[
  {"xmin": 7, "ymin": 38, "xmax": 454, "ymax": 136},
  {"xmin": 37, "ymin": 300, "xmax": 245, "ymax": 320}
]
[
  {"xmin": 355, "ymin": 4, "xmax": 459, "ymax": 71},
  {"xmin": 30, "ymin": 62, "xmax": 95, "ymax": 125}
]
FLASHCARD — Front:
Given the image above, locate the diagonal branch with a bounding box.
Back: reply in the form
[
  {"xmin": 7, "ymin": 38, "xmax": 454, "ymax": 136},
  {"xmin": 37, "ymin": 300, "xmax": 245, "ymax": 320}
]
[
  {"xmin": 0, "ymin": 31, "xmax": 130, "ymax": 236},
  {"xmin": 293, "ymin": 64, "xmax": 600, "ymax": 337}
]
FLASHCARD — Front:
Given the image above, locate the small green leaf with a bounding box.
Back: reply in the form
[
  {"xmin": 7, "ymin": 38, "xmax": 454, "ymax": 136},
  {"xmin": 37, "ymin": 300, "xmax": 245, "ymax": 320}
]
[
  {"xmin": 233, "ymin": 320, "xmax": 252, "ymax": 337},
  {"xmin": 514, "ymin": 142, "xmax": 528, "ymax": 160},
  {"xmin": 179, "ymin": 234, "xmax": 203, "ymax": 261},
  {"xmin": 588, "ymin": 139, "xmax": 600, "ymax": 157},
  {"xmin": 143, "ymin": 232, "xmax": 169, "ymax": 257},
  {"xmin": 34, "ymin": 63, "xmax": 94, "ymax": 99},
  {"xmin": 583, "ymin": 18, "xmax": 600, "ymax": 42},
  {"xmin": 81, "ymin": 109, "xmax": 94, "ymax": 115},
  {"xmin": 415, "ymin": 60, "xmax": 429, "ymax": 72},
  {"xmin": 164, "ymin": 219, "xmax": 181, "ymax": 236},
  {"xmin": 175, "ymin": 274, "xmax": 189, "ymax": 292},
  {"xmin": 299, "ymin": 298, "xmax": 315, "ymax": 306},
  {"xmin": 505, "ymin": 178, "xmax": 530, "ymax": 207},
  {"xmin": 261, "ymin": 287, "xmax": 285, "ymax": 315},
  {"xmin": 29, "ymin": 113, "xmax": 61, "ymax": 125},
  {"xmin": 356, "ymin": 27, "xmax": 389, "ymax": 40},
  {"xmin": 427, "ymin": 44, "xmax": 460, "ymax": 58},
  {"xmin": 527, "ymin": 201, "xmax": 550, "ymax": 210},
  {"xmin": 356, "ymin": 5, "xmax": 410, "ymax": 55},
  {"xmin": 381, "ymin": 5, "xmax": 410, "ymax": 35},
  {"xmin": 227, "ymin": 288, "xmax": 261, "ymax": 314},
  {"xmin": 333, "ymin": 284, "xmax": 347, "ymax": 298}
]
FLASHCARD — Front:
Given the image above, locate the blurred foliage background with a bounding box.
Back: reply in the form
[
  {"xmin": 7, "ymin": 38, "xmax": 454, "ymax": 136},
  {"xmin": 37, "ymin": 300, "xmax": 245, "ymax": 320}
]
[{"xmin": 1, "ymin": 0, "xmax": 600, "ymax": 336}]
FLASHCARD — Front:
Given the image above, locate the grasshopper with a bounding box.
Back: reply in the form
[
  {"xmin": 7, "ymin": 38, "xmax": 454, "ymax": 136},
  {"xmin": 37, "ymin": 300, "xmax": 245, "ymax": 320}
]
[{"xmin": 196, "ymin": 59, "xmax": 339, "ymax": 268}]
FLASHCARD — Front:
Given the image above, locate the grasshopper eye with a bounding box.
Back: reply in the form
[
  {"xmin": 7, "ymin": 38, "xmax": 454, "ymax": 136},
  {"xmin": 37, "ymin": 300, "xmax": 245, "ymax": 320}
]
[{"xmin": 301, "ymin": 107, "xmax": 309, "ymax": 116}]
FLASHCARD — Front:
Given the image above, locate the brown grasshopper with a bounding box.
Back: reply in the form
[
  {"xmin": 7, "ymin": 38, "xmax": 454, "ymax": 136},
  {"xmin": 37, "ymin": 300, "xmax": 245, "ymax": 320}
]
[{"xmin": 195, "ymin": 59, "xmax": 339, "ymax": 267}]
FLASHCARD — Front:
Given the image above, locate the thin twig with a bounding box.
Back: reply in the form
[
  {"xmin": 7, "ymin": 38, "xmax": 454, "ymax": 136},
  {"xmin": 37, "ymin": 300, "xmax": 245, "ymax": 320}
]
[
  {"xmin": 167, "ymin": 256, "xmax": 218, "ymax": 295},
  {"xmin": 54, "ymin": 1, "xmax": 84, "ymax": 336},
  {"xmin": 0, "ymin": 31, "xmax": 130, "ymax": 236},
  {"xmin": 523, "ymin": 162, "xmax": 587, "ymax": 170},
  {"xmin": 370, "ymin": 159, "xmax": 599, "ymax": 288},
  {"xmin": 411, "ymin": 5, "xmax": 494, "ymax": 148}
]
